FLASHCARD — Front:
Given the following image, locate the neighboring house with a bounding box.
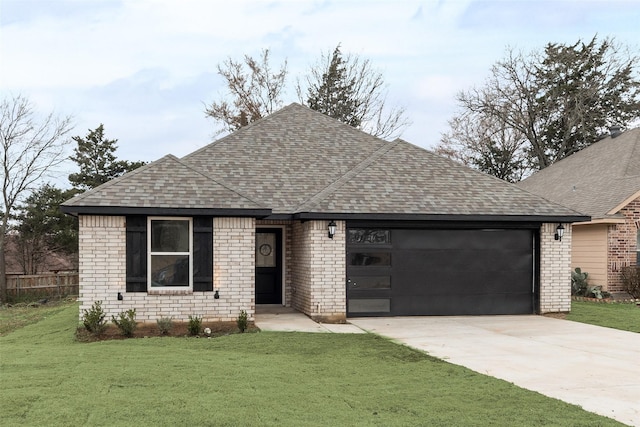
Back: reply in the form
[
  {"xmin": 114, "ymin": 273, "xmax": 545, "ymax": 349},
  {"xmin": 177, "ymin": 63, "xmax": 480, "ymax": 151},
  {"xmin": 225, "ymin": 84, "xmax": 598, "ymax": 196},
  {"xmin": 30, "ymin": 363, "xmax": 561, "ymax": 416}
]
[
  {"xmin": 61, "ymin": 104, "xmax": 586, "ymax": 323},
  {"xmin": 518, "ymin": 127, "xmax": 640, "ymax": 294},
  {"xmin": 3, "ymin": 234, "xmax": 77, "ymax": 275}
]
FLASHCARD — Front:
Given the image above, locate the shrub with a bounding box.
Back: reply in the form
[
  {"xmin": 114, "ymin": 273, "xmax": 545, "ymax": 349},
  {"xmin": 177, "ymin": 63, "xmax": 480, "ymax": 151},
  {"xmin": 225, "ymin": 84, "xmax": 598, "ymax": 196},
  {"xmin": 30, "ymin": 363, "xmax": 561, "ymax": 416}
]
[
  {"xmin": 112, "ymin": 309, "xmax": 137, "ymax": 337},
  {"xmin": 571, "ymin": 268, "xmax": 588, "ymax": 296},
  {"xmin": 82, "ymin": 301, "xmax": 107, "ymax": 334},
  {"xmin": 237, "ymin": 310, "xmax": 248, "ymax": 333},
  {"xmin": 570, "ymin": 268, "xmax": 608, "ymax": 299},
  {"xmin": 188, "ymin": 315, "xmax": 202, "ymax": 336},
  {"xmin": 621, "ymin": 265, "xmax": 640, "ymax": 299},
  {"xmin": 156, "ymin": 317, "xmax": 173, "ymax": 335}
]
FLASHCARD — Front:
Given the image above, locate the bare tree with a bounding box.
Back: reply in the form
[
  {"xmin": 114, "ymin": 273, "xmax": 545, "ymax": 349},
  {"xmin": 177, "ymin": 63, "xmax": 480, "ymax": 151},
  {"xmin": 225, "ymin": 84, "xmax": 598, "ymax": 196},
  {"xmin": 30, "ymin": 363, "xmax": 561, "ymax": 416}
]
[
  {"xmin": 205, "ymin": 49, "xmax": 288, "ymax": 135},
  {"xmin": 297, "ymin": 45, "xmax": 410, "ymax": 140},
  {"xmin": 453, "ymin": 36, "xmax": 640, "ymax": 176},
  {"xmin": 0, "ymin": 94, "xmax": 73, "ymax": 302},
  {"xmin": 435, "ymin": 108, "xmax": 532, "ymax": 183}
]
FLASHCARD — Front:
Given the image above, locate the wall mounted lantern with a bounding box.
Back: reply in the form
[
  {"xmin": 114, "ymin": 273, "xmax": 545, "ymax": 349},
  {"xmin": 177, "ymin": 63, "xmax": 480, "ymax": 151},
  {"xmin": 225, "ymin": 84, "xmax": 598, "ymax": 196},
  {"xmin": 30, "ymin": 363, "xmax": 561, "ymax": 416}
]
[
  {"xmin": 554, "ymin": 223, "xmax": 565, "ymax": 242},
  {"xmin": 117, "ymin": 292, "xmax": 123, "ymax": 301},
  {"xmin": 214, "ymin": 290, "xmax": 220, "ymax": 299},
  {"xmin": 328, "ymin": 220, "xmax": 337, "ymax": 239}
]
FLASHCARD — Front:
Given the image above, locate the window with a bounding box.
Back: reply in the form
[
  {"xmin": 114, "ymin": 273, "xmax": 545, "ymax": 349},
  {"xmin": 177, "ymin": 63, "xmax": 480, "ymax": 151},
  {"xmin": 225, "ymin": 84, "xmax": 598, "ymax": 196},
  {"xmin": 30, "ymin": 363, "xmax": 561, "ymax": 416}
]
[
  {"xmin": 148, "ymin": 218, "xmax": 192, "ymax": 289},
  {"xmin": 348, "ymin": 229, "xmax": 390, "ymax": 245},
  {"xmin": 126, "ymin": 216, "xmax": 213, "ymax": 293}
]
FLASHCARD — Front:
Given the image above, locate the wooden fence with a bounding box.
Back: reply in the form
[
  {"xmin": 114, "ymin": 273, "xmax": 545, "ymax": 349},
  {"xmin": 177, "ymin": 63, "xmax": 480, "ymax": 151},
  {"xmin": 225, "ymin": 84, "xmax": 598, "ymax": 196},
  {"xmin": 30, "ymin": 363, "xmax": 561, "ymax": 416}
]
[{"xmin": 5, "ymin": 272, "xmax": 79, "ymax": 301}]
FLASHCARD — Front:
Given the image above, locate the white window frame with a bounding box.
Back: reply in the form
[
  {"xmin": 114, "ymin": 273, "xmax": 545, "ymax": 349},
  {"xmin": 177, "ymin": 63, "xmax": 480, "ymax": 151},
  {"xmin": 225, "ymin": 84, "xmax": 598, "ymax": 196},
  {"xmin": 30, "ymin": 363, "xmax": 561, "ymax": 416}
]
[{"xmin": 147, "ymin": 217, "xmax": 193, "ymax": 291}]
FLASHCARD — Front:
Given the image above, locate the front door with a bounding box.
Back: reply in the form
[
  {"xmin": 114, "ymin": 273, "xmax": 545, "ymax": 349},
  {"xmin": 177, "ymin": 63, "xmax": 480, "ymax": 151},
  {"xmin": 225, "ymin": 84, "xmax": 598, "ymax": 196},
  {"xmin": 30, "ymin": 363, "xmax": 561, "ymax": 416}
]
[{"xmin": 255, "ymin": 228, "xmax": 282, "ymax": 304}]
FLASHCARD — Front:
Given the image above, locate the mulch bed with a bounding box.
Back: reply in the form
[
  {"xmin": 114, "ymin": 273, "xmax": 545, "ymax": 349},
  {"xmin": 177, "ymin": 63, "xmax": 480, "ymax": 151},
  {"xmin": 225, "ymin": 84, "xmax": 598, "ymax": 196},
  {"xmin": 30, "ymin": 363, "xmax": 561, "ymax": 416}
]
[{"xmin": 76, "ymin": 321, "xmax": 258, "ymax": 342}]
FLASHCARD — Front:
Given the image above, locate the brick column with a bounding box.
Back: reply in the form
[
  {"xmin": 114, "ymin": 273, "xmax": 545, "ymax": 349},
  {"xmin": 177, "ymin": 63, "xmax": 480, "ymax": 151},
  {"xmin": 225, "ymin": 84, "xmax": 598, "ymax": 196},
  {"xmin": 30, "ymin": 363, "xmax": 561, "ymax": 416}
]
[
  {"xmin": 539, "ymin": 222, "xmax": 572, "ymax": 313},
  {"xmin": 77, "ymin": 215, "xmax": 126, "ymax": 320},
  {"xmin": 291, "ymin": 220, "xmax": 346, "ymax": 323}
]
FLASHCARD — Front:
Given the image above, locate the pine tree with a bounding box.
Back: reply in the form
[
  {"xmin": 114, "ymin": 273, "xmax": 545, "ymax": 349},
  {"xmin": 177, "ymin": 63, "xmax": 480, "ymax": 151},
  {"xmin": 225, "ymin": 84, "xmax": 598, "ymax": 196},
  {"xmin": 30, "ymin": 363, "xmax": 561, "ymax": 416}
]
[
  {"xmin": 306, "ymin": 46, "xmax": 361, "ymax": 127},
  {"xmin": 68, "ymin": 124, "xmax": 145, "ymax": 191}
]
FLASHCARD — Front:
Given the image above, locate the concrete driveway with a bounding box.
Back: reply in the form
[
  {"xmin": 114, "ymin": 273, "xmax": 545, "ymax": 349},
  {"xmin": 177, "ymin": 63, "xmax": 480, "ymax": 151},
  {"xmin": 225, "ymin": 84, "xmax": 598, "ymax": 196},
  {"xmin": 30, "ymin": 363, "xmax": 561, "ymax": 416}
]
[{"xmin": 349, "ymin": 315, "xmax": 640, "ymax": 426}]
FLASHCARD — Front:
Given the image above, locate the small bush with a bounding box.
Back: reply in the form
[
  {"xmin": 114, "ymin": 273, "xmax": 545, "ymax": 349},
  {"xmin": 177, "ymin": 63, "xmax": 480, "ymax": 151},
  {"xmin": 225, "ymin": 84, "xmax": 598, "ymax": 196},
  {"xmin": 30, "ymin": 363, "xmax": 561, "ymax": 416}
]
[
  {"xmin": 156, "ymin": 317, "xmax": 173, "ymax": 335},
  {"xmin": 112, "ymin": 309, "xmax": 137, "ymax": 337},
  {"xmin": 82, "ymin": 301, "xmax": 107, "ymax": 334},
  {"xmin": 237, "ymin": 310, "xmax": 248, "ymax": 333},
  {"xmin": 571, "ymin": 268, "xmax": 588, "ymax": 296},
  {"xmin": 188, "ymin": 315, "xmax": 202, "ymax": 336},
  {"xmin": 621, "ymin": 265, "xmax": 640, "ymax": 299}
]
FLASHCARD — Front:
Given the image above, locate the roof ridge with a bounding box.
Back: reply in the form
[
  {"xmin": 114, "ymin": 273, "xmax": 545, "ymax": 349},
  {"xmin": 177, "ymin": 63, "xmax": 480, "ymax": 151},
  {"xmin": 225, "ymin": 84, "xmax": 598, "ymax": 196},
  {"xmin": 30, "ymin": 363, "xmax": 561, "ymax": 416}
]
[
  {"xmin": 170, "ymin": 155, "xmax": 265, "ymax": 208},
  {"xmin": 183, "ymin": 103, "xmax": 303, "ymax": 160},
  {"xmin": 294, "ymin": 139, "xmax": 400, "ymax": 212},
  {"xmin": 62, "ymin": 155, "xmax": 172, "ymax": 206}
]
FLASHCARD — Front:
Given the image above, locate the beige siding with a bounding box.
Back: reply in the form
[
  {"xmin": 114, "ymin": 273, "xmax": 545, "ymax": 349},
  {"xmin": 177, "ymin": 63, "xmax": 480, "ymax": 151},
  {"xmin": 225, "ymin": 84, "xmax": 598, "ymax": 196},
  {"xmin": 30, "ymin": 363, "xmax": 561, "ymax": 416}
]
[{"xmin": 571, "ymin": 224, "xmax": 608, "ymax": 288}]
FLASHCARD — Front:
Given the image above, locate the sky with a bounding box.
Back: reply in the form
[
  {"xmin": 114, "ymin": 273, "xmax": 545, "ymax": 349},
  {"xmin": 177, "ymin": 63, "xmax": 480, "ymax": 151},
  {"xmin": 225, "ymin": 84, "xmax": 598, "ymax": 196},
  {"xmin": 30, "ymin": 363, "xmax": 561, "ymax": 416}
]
[{"xmin": 1, "ymin": 0, "xmax": 639, "ymax": 185}]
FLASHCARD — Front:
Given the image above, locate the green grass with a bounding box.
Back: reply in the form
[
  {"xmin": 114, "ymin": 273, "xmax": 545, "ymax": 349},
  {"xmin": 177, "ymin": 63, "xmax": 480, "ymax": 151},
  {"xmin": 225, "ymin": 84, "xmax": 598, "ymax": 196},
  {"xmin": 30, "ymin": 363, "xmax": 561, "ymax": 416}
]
[
  {"xmin": 567, "ymin": 300, "xmax": 640, "ymax": 333},
  {"xmin": 0, "ymin": 299, "xmax": 76, "ymax": 336},
  {"xmin": 0, "ymin": 305, "xmax": 624, "ymax": 426}
]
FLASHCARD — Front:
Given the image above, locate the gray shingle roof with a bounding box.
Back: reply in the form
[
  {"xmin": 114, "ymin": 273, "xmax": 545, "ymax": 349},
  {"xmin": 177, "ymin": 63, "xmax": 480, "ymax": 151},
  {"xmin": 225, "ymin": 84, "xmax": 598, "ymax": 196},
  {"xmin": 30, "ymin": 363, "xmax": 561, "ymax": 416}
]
[
  {"xmin": 517, "ymin": 128, "xmax": 640, "ymax": 219},
  {"xmin": 63, "ymin": 103, "xmax": 586, "ymax": 220},
  {"xmin": 301, "ymin": 139, "xmax": 581, "ymax": 216},
  {"xmin": 182, "ymin": 103, "xmax": 389, "ymax": 214},
  {"xmin": 62, "ymin": 154, "xmax": 264, "ymax": 210}
]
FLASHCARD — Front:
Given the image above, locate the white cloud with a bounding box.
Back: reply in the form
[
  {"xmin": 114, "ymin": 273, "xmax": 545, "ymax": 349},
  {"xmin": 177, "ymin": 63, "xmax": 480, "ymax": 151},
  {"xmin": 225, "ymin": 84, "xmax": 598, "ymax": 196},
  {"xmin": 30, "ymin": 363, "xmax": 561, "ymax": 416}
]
[{"xmin": 1, "ymin": 0, "xmax": 639, "ymax": 164}]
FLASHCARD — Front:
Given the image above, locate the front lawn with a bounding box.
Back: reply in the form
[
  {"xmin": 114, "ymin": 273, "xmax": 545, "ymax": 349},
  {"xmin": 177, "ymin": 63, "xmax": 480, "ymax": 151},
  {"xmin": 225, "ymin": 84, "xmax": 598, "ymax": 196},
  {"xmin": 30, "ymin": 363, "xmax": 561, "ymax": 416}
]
[
  {"xmin": 567, "ymin": 300, "xmax": 640, "ymax": 333},
  {"xmin": 0, "ymin": 304, "xmax": 624, "ymax": 426},
  {"xmin": 0, "ymin": 298, "xmax": 75, "ymax": 336}
]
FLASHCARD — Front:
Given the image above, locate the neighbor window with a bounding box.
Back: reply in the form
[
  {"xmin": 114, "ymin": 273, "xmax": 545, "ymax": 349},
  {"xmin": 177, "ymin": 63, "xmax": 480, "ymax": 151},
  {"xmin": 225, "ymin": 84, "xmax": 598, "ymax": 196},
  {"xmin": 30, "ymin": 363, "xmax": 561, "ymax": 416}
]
[
  {"xmin": 148, "ymin": 217, "xmax": 192, "ymax": 289},
  {"xmin": 637, "ymin": 229, "xmax": 640, "ymax": 265}
]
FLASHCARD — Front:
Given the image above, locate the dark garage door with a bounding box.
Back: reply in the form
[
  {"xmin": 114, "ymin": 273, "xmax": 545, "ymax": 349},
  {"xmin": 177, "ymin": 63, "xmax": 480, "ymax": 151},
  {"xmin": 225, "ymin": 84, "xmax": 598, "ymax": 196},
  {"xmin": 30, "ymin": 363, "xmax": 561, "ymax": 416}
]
[{"xmin": 347, "ymin": 228, "xmax": 535, "ymax": 316}]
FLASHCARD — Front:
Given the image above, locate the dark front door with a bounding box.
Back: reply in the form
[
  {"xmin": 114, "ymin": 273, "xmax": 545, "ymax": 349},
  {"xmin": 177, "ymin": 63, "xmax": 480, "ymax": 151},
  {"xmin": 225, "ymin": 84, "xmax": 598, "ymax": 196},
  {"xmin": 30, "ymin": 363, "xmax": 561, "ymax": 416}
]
[{"xmin": 255, "ymin": 228, "xmax": 282, "ymax": 304}]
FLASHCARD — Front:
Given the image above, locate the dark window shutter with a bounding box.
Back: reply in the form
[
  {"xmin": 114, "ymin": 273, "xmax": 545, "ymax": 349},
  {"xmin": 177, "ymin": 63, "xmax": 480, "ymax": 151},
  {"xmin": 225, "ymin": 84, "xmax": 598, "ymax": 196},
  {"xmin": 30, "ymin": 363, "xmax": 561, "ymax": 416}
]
[
  {"xmin": 193, "ymin": 217, "xmax": 213, "ymax": 291},
  {"xmin": 126, "ymin": 216, "xmax": 147, "ymax": 292}
]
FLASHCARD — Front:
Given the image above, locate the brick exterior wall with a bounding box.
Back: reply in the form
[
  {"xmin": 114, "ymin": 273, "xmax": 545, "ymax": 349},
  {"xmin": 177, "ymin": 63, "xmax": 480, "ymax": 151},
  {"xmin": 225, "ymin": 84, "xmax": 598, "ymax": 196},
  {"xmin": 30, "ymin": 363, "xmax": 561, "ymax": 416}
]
[
  {"xmin": 607, "ymin": 196, "xmax": 640, "ymax": 292},
  {"xmin": 78, "ymin": 215, "xmax": 575, "ymax": 320},
  {"xmin": 290, "ymin": 220, "xmax": 346, "ymax": 322},
  {"xmin": 78, "ymin": 215, "xmax": 255, "ymax": 323},
  {"xmin": 78, "ymin": 215, "xmax": 126, "ymax": 320},
  {"xmin": 539, "ymin": 222, "xmax": 572, "ymax": 313}
]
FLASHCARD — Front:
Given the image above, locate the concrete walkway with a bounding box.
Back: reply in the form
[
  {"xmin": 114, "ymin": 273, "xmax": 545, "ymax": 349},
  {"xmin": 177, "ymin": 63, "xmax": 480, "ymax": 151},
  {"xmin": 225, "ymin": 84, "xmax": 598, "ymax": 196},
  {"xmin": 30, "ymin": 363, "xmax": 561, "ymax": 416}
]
[
  {"xmin": 349, "ymin": 315, "xmax": 640, "ymax": 427},
  {"xmin": 255, "ymin": 308, "xmax": 640, "ymax": 425},
  {"xmin": 255, "ymin": 306, "xmax": 364, "ymax": 334}
]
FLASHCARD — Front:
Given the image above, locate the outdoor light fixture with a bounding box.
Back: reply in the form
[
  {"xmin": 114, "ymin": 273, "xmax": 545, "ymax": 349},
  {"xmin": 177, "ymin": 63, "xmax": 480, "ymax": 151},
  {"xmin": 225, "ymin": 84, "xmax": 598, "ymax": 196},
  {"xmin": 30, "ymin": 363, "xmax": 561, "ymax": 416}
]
[
  {"xmin": 214, "ymin": 290, "xmax": 220, "ymax": 299},
  {"xmin": 328, "ymin": 220, "xmax": 337, "ymax": 239},
  {"xmin": 117, "ymin": 292, "xmax": 123, "ymax": 301},
  {"xmin": 554, "ymin": 223, "xmax": 565, "ymax": 242}
]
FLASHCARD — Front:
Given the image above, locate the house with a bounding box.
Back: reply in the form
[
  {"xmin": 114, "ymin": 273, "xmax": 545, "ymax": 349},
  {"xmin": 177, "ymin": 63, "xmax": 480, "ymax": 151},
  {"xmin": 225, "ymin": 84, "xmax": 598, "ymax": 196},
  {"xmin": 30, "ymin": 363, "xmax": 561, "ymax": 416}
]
[
  {"xmin": 61, "ymin": 103, "xmax": 587, "ymax": 323},
  {"xmin": 3, "ymin": 233, "xmax": 77, "ymax": 275},
  {"xmin": 518, "ymin": 127, "xmax": 640, "ymax": 295}
]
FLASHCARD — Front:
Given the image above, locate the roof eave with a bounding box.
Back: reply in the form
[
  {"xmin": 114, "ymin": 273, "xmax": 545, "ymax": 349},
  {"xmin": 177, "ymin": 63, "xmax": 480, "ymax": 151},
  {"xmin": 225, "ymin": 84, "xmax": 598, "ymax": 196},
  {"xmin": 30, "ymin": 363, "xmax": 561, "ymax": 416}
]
[
  {"xmin": 293, "ymin": 212, "xmax": 590, "ymax": 223},
  {"xmin": 606, "ymin": 189, "xmax": 640, "ymax": 215},
  {"xmin": 60, "ymin": 205, "xmax": 272, "ymax": 218}
]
